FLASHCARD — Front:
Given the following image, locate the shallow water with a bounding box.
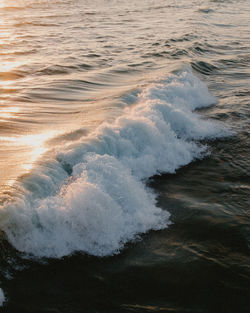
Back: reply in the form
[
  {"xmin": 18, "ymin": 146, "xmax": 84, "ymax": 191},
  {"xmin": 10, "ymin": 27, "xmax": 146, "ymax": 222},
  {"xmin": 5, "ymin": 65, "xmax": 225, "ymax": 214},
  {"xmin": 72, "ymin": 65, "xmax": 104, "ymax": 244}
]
[{"xmin": 0, "ymin": 0, "xmax": 249, "ymax": 311}]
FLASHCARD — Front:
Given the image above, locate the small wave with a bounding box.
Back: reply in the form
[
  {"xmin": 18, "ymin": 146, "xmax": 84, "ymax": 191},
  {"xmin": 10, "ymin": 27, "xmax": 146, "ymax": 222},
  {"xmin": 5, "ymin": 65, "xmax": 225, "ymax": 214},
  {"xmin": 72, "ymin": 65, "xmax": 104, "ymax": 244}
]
[
  {"xmin": 0, "ymin": 69, "xmax": 231, "ymax": 259},
  {"xmin": 170, "ymin": 48, "xmax": 189, "ymax": 58},
  {"xmin": 168, "ymin": 34, "xmax": 197, "ymax": 43},
  {"xmin": 198, "ymin": 8, "xmax": 214, "ymax": 13},
  {"xmin": 189, "ymin": 42, "xmax": 216, "ymax": 56},
  {"xmin": 0, "ymin": 71, "xmax": 26, "ymax": 81},
  {"xmin": 218, "ymin": 55, "xmax": 250, "ymax": 67},
  {"xmin": 13, "ymin": 21, "xmax": 59, "ymax": 27},
  {"xmin": 36, "ymin": 64, "xmax": 76, "ymax": 76},
  {"xmin": 191, "ymin": 60, "xmax": 218, "ymax": 75}
]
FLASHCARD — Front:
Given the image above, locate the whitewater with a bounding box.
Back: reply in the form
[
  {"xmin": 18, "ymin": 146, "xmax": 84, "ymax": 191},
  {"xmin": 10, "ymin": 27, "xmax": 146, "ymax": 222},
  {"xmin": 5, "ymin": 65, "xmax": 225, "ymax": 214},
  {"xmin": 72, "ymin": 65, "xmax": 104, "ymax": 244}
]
[{"xmin": 0, "ymin": 69, "xmax": 230, "ymax": 259}]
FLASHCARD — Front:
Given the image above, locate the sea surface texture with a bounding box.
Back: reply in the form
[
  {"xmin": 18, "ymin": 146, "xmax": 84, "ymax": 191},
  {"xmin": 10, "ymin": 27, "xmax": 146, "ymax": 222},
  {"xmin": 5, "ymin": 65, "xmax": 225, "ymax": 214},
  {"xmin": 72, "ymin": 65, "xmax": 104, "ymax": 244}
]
[{"xmin": 0, "ymin": 0, "xmax": 249, "ymax": 312}]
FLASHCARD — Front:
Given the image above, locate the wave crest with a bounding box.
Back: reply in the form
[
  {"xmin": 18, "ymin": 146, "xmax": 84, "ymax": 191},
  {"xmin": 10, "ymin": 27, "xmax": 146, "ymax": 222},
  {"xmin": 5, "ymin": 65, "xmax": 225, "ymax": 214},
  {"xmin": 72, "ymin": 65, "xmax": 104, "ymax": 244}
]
[{"xmin": 0, "ymin": 69, "xmax": 231, "ymax": 258}]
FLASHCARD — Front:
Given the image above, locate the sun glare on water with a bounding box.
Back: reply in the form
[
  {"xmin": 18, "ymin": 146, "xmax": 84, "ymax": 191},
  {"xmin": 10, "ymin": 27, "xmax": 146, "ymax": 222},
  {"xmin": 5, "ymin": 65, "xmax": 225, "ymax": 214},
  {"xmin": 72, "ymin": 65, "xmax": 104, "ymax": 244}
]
[
  {"xmin": 0, "ymin": 106, "xmax": 19, "ymax": 118},
  {"xmin": 0, "ymin": 0, "xmax": 20, "ymax": 8},
  {"xmin": 0, "ymin": 131, "xmax": 56, "ymax": 171},
  {"xmin": 0, "ymin": 0, "xmax": 46, "ymax": 8},
  {"xmin": 0, "ymin": 0, "xmax": 13, "ymax": 8}
]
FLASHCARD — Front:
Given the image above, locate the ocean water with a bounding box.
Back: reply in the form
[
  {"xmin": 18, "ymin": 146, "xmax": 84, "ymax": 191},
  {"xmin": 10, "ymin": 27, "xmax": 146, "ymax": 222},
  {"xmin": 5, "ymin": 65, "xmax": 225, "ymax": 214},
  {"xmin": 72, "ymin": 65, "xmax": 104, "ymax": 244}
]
[{"xmin": 0, "ymin": 0, "xmax": 249, "ymax": 312}]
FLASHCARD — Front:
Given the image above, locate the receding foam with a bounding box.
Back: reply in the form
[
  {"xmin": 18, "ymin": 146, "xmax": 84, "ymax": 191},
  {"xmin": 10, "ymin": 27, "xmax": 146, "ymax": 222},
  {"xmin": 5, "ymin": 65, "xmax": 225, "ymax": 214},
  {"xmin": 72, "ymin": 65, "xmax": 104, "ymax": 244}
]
[{"xmin": 0, "ymin": 68, "xmax": 231, "ymax": 258}]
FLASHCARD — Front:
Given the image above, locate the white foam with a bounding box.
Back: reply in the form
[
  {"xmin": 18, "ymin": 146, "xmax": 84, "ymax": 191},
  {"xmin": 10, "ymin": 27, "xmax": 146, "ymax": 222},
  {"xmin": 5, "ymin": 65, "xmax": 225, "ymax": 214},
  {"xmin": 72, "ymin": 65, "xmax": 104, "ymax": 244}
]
[
  {"xmin": 0, "ymin": 69, "xmax": 231, "ymax": 258},
  {"xmin": 0, "ymin": 288, "xmax": 5, "ymax": 306}
]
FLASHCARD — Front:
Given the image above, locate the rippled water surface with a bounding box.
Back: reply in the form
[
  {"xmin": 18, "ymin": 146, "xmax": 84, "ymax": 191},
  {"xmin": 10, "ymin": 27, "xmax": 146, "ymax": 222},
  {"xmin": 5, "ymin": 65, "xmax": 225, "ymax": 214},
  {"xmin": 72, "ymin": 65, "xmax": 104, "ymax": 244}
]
[{"xmin": 0, "ymin": 0, "xmax": 249, "ymax": 312}]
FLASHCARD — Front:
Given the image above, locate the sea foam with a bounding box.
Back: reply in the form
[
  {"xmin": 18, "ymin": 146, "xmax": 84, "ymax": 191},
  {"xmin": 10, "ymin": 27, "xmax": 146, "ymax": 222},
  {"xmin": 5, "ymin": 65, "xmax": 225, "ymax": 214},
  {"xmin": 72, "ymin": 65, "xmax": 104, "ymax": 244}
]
[
  {"xmin": 0, "ymin": 69, "xmax": 230, "ymax": 258},
  {"xmin": 0, "ymin": 288, "xmax": 5, "ymax": 306}
]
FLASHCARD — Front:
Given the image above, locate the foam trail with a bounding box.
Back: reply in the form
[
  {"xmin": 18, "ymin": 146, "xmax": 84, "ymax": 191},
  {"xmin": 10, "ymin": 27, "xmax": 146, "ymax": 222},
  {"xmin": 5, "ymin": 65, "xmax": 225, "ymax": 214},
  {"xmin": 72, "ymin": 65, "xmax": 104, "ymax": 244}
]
[{"xmin": 0, "ymin": 69, "xmax": 230, "ymax": 258}]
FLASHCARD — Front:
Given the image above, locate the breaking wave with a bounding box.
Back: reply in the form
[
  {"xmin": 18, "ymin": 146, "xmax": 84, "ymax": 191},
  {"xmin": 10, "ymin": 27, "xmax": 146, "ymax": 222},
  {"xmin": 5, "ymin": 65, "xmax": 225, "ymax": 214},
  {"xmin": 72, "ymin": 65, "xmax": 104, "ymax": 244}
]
[{"xmin": 0, "ymin": 69, "xmax": 230, "ymax": 258}]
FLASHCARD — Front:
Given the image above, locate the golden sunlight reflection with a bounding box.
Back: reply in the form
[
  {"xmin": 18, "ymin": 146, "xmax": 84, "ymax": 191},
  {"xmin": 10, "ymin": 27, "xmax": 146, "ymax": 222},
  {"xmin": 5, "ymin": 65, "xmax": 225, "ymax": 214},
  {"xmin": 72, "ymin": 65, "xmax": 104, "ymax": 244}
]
[
  {"xmin": 0, "ymin": 60, "xmax": 23, "ymax": 72},
  {"xmin": 0, "ymin": 131, "xmax": 56, "ymax": 172},
  {"xmin": 0, "ymin": 106, "xmax": 20, "ymax": 118},
  {"xmin": 0, "ymin": 0, "xmax": 17, "ymax": 9},
  {"xmin": 0, "ymin": 80, "xmax": 18, "ymax": 87}
]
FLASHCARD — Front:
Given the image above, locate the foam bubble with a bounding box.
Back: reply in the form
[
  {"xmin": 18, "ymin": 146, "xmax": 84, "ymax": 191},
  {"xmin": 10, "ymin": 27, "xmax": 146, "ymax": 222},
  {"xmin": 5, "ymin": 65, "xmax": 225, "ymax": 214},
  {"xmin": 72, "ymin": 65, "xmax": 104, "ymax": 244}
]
[
  {"xmin": 0, "ymin": 288, "xmax": 5, "ymax": 306},
  {"xmin": 0, "ymin": 69, "xmax": 231, "ymax": 258}
]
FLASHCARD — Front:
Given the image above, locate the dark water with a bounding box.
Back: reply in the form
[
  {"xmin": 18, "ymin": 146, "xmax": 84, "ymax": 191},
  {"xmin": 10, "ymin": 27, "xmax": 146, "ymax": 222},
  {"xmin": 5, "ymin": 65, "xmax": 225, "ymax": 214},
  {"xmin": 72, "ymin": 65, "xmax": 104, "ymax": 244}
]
[{"xmin": 0, "ymin": 0, "xmax": 250, "ymax": 312}]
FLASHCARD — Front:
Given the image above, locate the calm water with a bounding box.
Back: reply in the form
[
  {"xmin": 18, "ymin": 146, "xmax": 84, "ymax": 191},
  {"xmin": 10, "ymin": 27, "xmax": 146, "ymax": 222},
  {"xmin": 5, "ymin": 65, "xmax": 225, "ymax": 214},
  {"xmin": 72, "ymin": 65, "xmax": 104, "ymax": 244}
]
[{"xmin": 0, "ymin": 0, "xmax": 250, "ymax": 312}]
